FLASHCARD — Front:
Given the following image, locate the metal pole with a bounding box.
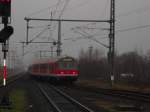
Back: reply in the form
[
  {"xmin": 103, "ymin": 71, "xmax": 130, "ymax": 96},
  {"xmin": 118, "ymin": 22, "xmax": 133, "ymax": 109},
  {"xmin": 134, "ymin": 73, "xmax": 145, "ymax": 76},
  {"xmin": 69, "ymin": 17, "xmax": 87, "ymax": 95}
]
[
  {"xmin": 3, "ymin": 52, "xmax": 6, "ymax": 86},
  {"xmin": 3, "ymin": 39, "xmax": 7, "ymax": 86},
  {"xmin": 49, "ymin": 11, "xmax": 53, "ymax": 40},
  {"xmin": 51, "ymin": 46, "xmax": 53, "ymax": 57},
  {"xmin": 57, "ymin": 21, "xmax": 61, "ymax": 56},
  {"xmin": 109, "ymin": 0, "xmax": 115, "ymax": 86},
  {"xmin": 26, "ymin": 20, "xmax": 29, "ymax": 45},
  {"xmin": 2, "ymin": 17, "xmax": 8, "ymax": 86},
  {"xmin": 22, "ymin": 42, "xmax": 25, "ymax": 56}
]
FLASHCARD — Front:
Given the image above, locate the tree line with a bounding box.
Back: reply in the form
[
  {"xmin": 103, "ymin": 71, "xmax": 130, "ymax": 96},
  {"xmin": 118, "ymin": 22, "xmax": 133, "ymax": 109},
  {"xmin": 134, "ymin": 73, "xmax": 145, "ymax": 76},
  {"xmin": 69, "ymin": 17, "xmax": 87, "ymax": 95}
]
[{"xmin": 78, "ymin": 48, "xmax": 150, "ymax": 85}]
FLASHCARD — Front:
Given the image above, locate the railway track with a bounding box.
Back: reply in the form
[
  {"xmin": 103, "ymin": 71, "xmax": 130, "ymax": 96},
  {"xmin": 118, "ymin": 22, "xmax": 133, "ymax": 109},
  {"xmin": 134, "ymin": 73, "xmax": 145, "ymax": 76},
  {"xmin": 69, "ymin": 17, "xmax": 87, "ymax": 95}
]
[
  {"xmin": 0, "ymin": 73, "xmax": 25, "ymax": 88},
  {"xmin": 100, "ymin": 89, "xmax": 150, "ymax": 103},
  {"xmin": 65, "ymin": 85, "xmax": 150, "ymax": 103},
  {"xmin": 37, "ymin": 82, "xmax": 95, "ymax": 112}
]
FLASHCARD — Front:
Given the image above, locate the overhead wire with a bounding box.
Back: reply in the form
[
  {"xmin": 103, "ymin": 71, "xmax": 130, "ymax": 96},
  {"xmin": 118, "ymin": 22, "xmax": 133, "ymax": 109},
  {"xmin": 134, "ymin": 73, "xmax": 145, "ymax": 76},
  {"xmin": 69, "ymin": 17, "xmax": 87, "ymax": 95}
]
[
  {"xmin": 53, "ymin": 0, "xmax": 62, "ymax": 17},
  {"xmin": 68, "ymin": 23, "xmax": 150, "ymax": 43},
  {"xmin": 50, "ymin": 0, "xmax": 70, "ymax": 30},
  {"xmin": 26, "ymin": 1, "xmax": 150, "ymax": 49},
  {"xmin": 29, "ymin": 27, "xmax": 50, "ymax": 43},
  {"xmin": 27, "ymin": 0, "xmax": 91, "ymax": 18},
  {"xmin": 25, "ymin": 0, "xmax": 62, "ymax": 45},
  {"xmin": 114, "ymin": 2, "xmax": 150, "ymax": 37},
  {"xmin": 71, "ymin": 28, "xmax": 109, "ymax": 48},
  {"xmin": 64, "ymin": 0, "xmax": 109, "ymax": 41},
  {"xmin": 28, "ymin": 24, "xmax": 51, "ymax": 29},
  {"xmin": 48, "ymin": 0, "xmax": 70, "ymax": 30},
  {"xmin": 47, "ymin": 0, "xmax": 62, "ymax": 41},
  {"xmin": 64, "ymin": 0, "xmax": 90, "ymax": 12},
  {"xmin": 49, "ymin": 0, "xmax": 71, "ymax": 42},
  {"xmin": 64, "ymin": 33, "xmax": 107, "ymax": 41},
  {"xmin": 50, "ymin": 0, "xmax": 91, "ymax": 33},
  {"xmin": 68, "ymin": 23, "xmax": 150, "ymax": 44},
  {"xmin": 100, "ymin": 0, "xmax": 110, "ymax": 18},
  {"xmin": 28, "ymin": 0, "xmax": 64, "ymax": 43},
  {"xmin": 78, "ymin": 28, "xmax": 109, "ymax": 47},
  {"xmin": 26, "ymin": 0, "xmax": 106, "ymax": 45},
  {"xmin": 27, "ymin": 2, "xmax": 62, "ymax": 17},
  {"xmin": 117, "ymin": 5, "xmax": 150, "ymax": 18},
  {"xmin": 58, "ymin": 0, "xmax": 71, "ymax": 19},
  {"xmin": 116, "ymin": 24, "xmax": 150, "ymax": 33},
  {"xmin": 26, "ymin": 0, "xmax": 71, "ymax": 48}
]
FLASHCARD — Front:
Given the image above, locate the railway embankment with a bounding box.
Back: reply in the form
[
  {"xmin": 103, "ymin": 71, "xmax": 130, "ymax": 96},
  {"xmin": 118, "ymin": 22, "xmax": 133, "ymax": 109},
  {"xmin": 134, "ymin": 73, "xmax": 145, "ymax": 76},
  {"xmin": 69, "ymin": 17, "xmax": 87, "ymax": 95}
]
[
  {"xmin": 0, "ymin": 89, "xmax": 27, "ymax": 112},
  {"xmin": 77, "ymin": 79, "xmax": 150, "ymax": 93}
]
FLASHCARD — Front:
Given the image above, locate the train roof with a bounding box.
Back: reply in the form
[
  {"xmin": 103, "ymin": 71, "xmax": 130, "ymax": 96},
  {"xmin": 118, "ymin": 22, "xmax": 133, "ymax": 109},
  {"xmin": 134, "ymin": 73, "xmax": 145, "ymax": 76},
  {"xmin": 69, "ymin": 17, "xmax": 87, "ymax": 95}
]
[{"xmin": 31, "ymin": 56, "xmax": 76, "ymax": 65}]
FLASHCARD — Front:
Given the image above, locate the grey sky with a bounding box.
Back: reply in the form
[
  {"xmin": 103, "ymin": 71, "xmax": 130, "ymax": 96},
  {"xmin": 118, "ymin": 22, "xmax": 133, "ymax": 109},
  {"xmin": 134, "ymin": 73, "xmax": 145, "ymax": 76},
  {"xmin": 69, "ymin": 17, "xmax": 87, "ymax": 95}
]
[{"xmin": 8, "ymin": 0, "xmax": 150, "ymax": 65}]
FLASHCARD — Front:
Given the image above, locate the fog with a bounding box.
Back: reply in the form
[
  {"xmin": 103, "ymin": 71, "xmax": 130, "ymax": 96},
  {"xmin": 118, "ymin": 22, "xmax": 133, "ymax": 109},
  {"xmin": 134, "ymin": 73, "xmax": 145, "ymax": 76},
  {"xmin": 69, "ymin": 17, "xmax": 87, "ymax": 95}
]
[{"xmin": 4, "ymin": 0, "xmax": 150, "ymax": 66}]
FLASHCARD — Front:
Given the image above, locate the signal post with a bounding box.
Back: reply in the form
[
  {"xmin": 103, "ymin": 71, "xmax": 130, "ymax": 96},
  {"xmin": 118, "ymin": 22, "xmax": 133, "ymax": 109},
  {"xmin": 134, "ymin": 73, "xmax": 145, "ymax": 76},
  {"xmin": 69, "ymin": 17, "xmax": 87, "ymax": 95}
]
[
  {"xmin": 0, "ymin": 0, "xmax": 13, "ymax": 86},
  {"xmin": 0, "ymin": 0, "xmax": 14, "ymax": 108}
]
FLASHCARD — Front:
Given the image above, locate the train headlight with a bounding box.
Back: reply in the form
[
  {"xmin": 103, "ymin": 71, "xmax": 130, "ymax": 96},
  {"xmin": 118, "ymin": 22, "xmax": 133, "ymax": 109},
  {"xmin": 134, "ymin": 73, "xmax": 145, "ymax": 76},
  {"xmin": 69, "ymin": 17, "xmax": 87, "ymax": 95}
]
[{"xmin": 60, "ymin": 72, "xmax": 64, "ymax": 74}]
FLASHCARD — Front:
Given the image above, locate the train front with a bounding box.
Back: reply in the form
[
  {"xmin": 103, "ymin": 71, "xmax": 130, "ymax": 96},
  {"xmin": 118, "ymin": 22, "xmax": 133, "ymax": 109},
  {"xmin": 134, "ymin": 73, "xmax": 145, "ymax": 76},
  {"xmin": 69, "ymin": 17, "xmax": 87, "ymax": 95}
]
[{"xmin": 53, "ymin": 56, "xmax": 79, "ymax": 81}]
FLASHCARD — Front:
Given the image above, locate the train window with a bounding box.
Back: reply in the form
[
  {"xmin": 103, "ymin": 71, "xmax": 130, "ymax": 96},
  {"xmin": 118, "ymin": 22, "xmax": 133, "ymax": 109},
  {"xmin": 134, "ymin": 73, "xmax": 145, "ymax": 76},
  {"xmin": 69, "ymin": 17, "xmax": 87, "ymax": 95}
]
[
  {"xmin": 69, "ymin": 62, "xmax": 77, "ymax": 68},
  {"xmin": 58, "ymin": 61, "xmax": 77, "ymax": 69},
  {"xmin": 33, "ymin": 65, "xmax": 39, "ymax": 70},
  {"xmin": 40, "ymin": 64, "xmax": 47, "ymax": 69},
  {"xmin": 32, "ymin": 64, "xmax": 39, "ymax": 72},
  {"xmin": 40, "ymin": 64, "xmax": 48, "ymax": 72}
]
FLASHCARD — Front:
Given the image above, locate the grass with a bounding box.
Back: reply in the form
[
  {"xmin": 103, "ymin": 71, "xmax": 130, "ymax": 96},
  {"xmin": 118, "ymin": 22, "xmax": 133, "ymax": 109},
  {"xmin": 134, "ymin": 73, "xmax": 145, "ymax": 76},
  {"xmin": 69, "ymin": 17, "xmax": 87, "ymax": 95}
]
[
  {"xmin": 0, "ymin": 89, "xmax": 27, "ymax": 112},
  {"xmin": 94, "ymin": 100, "xmax": 118, "ymax": 112}
]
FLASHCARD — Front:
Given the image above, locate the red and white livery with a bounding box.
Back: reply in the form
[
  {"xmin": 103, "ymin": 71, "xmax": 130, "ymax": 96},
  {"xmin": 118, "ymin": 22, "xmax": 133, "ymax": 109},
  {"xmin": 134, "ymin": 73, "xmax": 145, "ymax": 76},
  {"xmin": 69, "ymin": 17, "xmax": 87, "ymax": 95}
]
[{"xmin": 28, "ymin": 56, "xmax": 79, "ymax": 82}]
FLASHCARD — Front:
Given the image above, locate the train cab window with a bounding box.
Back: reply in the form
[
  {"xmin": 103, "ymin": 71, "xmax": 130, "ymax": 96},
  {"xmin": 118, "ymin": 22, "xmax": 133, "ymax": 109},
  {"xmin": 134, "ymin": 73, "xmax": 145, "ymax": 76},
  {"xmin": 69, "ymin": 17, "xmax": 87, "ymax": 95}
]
[
  {"xmin": 58, "ymin": 61, "xmax": 77, "ymax": 69},
  {"xmin": 68, "ymin": 62, "xmax": 76, "ymax": 68}
]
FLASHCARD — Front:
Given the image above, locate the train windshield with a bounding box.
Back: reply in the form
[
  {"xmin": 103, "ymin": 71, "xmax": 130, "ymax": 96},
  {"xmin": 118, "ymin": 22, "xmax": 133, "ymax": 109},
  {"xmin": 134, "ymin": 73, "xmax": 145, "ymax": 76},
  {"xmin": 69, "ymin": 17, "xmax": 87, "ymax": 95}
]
[{"xmin": 58, "ymin": 61, "xmax": 77, "ymax": 69}]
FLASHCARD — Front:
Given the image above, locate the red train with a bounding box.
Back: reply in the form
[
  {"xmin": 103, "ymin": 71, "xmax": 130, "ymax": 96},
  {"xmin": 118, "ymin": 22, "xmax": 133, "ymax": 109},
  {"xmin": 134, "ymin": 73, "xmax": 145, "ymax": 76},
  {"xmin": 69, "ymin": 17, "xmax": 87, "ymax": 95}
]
[{"xmin": 28, "ymin": 56, "xmax": 79, "ymax": 82}]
